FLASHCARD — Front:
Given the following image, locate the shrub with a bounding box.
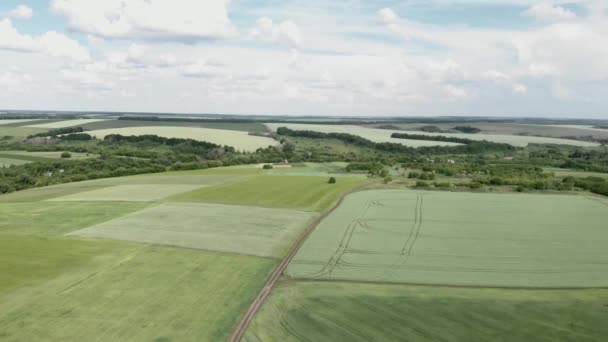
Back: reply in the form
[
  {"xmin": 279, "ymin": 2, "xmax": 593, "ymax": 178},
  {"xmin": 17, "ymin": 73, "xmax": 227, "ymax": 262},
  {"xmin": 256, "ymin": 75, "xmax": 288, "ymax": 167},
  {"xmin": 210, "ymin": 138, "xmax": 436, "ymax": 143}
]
[
  {"xmin": 328, "ymin": 177, "xmax": 337, "ymax": 184},
  {"xmin": 383, "ymin": 176, "xmax": 392, "ymax": 184},
  {"xmin": 415, "ymin": 181, "xmax": 428, "ymax": 188},
  {"xmin": 262, "ymin": 164, "xmax": 273, "ymax": 169},
  {"xmin": 61, "ymin": 152, "xmax": 72, "ymax": 158}
]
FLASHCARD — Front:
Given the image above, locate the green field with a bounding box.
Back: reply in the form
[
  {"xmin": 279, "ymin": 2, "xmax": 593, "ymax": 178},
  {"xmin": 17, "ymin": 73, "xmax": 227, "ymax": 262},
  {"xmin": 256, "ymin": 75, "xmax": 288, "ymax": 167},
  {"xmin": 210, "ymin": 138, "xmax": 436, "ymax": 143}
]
[
  {"xmin": 84, "ymin": 126, "xmax": 279, "ymax": 152},
  {"xmin": 0, "ymin": 157, "xmax": 30, "ymax": 167},
  {"xmin": 80, "ymin": 119, "xmax": 269, "ymax": 133},
  {"xmin": 0, "ymin": 244, "xmax": 276, "ymax": 342},
  {"xmin": 169, "ymin": 175, "xmax": 369, "ymax": 211},
  {"xmin": 266, "ymin": 123, "xmax": 461, "ymax": 147},
  {"xmin": 70, "ymin": 202, "xmax": 317, "ymax": 257},
  {"xmin": 0, "ymin": 201, "xmax": 149, "ymax": 236},
  {"xmin": 545, "ymin": 168, "xmax": 608, "ymax": 179},
  {"xmin": 0, "ymin": 119, "xmax": 44, "ymax": 126},
  {"xmin": 49, "ymin": 184, "xmax": 206, "ymax": 202},
  {"xmin": 0, "ymin": 127, "xmax": 48, "ymax": 140},
  {"xmin": 245, "ymin": 281, "xmax": 608, "ymax": 342},
  {"xmin": 24, "ymin": 118, "xmax": 109, "ymax": 128},
  {"xmin": 0, "ymin": 167, "xmax": 371, "ymax": 341},
  {"xmin": 269, "ymin": 123, "xmax": 599, "ymax": 147},
  {"xmin": 287, "ymin": 190, "xmax": 608, "ymax": 287}
]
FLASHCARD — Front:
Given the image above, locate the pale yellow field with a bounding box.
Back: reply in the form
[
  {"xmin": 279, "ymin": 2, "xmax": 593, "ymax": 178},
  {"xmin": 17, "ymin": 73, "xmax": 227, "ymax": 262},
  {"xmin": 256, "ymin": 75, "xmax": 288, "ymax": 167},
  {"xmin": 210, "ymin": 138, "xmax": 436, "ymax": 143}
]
[
  {"xmin": 267, "ymin": 123, "xmax": 599, "ymax": 147},
  {"xmin": 266, "ymin": 123, "xmax": 461, "ymax": 147},
  {"xmin": 24, "ymin": 119, "xmax": 109, "ymax": 129},
  {"xmin": 85, "ymin": 126, "xmax": 280, "ymax": 152},
  {"xmin": 0, "ymin": 119, "xmax": 43, "ymax": 126}
]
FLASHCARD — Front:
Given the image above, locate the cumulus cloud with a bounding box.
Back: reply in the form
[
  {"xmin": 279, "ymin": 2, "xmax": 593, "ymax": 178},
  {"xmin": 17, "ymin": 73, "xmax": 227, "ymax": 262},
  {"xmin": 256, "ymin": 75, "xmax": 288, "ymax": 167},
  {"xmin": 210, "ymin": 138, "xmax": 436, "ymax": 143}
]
[
  {"xmin": 523, "ymin": 3, "xmax": 578, "ymax": 23},
  {"xmin": 8, "ymin": 5, "xmax": 33, "ymax": 19},
  {"xmin": 51, "ymin": 0, "xmax": 235, "ymax": 42},
  {"xmin": 0, "ymin": 69, "xmax": 32, "ymax": 94},
  {"xmin": 251, "ymin": 17, "xmax": 302, "ymax": 48},
  {"xmin": 377, "ymin": 8, "xmax": 401, "ymax": 33},
  {"xmin": 482, "ymin": 70, "xmax": 527, "ymax": 93},
  {"xmin": 0, "ymin": 18, "xmax": 90, "ymax": 62}
]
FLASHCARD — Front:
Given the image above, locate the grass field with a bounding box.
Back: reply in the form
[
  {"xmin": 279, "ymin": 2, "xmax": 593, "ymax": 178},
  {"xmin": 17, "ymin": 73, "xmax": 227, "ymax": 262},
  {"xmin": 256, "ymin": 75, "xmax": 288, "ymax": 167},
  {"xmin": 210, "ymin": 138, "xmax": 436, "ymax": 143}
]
[
  {"xmin": 0, "ymin": 150, "xmax": 93, "ymax": 159},
  {"xmin": 545, "ymin": 168, "xmax": 608, "ymax": 179},
  {"xmin": 70, "ymin": 202, "xmax": 317, "ymax": 257},
  {"xmin": 169, "ymin": 175, "xmax": 370, "ymax": 211},
  {"xmin": 0, "ymin": 127, "xmax": 48, "ymax": 140},
  {"xmin": 287, "ymin": 190, "xmax": 608, "ymax": 287},
  {"xmin": 270, "ymin": 123, "xmax": 599, "ymax": 147},
  {"xmin": 84, "ymin": 126, "xmax": 279, "ymax": 152},
  {"xmin": 49, "ymin": 184, "xmax": 206, "ymax": 202},
  {"xmin": 24, "ymin": 118, "xmax": 109, "ymax": 128},
  {"xmin": 0, "ymin": 236, "xmax": 130, "ymax": 294},
  {"xmin": 266, "ymin": 123, "xmax": 461, "ymax": 147},
  {"xmin": 245, "ymin": 281, "xmax": 608, "ymax": 342},
  {"xmin": 0, "ymin": 245, "xmax": 276, "ymax": 342},
  {"xmin": 0, "ymin": 119, "xmax": 43, "ymax": 126},
  {"xmin": 0, "ymin": 201, "xmax": 149, "ymax": 236},
  {"xmin": 0, "ymin": 157, "xmax": 30, "ymax": 167},
  {"xmin": 372, "ymin": 122, "xmax": 608, "ymax": 140},
  {"xmin": 80, "ymin": 119, "xmax": 269, "ymax": 133}
]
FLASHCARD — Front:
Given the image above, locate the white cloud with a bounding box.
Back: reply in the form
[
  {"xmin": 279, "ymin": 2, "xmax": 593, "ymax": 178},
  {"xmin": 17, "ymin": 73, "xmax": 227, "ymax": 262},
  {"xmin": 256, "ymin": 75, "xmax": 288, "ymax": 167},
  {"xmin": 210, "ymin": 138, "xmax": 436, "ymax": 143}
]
[
  {"xmin": 523, "ymin": 3, "xmax": 578, "ymax": 23},
  {"xmin": 0, "ymin": 18, "xmax": 38, "ymax": 51},
  {"xmin": 51, "ymin": 0, "xmax": 235, "ymax": 42},
  {"xmin": 8, "ymin": 5, "xmax": 33, "ymax": 19},
  {"xmin": 251, "ymin": 17, "xmax": 302, "ymax": 48},
  {"xmin": 0, "ymin": 18, "xmax": 90, "ymax": 62},
  {"xmin": 39, "ymin": 31, "xmax": 91, "ymax": 62},
  {"xmin": 482, "ymin": 70, "xmax": 527, "ymax": 93},
  {"xmin": 0, "ymin": 69, "xmax": 32, "ymax": 94},
  {"xmin": 444, "ymin": 84, "xmax": 470, "ymax": 101}
]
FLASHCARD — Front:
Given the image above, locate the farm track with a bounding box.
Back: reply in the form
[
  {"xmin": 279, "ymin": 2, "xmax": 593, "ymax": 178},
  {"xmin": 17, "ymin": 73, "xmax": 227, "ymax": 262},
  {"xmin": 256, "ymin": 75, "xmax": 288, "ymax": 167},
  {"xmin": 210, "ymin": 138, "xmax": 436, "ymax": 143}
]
[{"xmin": 227, "ymin": 184, "xmax": 372, "ymax": 342}]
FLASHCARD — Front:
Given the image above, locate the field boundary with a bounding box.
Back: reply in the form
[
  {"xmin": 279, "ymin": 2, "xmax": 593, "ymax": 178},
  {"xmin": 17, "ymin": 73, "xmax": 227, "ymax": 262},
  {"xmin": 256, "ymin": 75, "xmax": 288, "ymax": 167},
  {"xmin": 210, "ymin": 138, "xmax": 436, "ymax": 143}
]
[
  {"xmin": 282, "ymin": 277, "xmax": 608, "ymax": 291},
  {"xmin": 227, "ymin": 183, "xmax": 373, "ymax": 342}
]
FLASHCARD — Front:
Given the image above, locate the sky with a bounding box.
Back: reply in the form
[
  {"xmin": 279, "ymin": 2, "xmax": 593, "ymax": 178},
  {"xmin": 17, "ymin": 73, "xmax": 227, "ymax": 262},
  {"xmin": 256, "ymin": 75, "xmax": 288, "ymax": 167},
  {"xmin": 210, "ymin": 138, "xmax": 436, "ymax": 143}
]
[{"xmin": 0, "ymin": 1, "xmax": 607, "ymax": 118}]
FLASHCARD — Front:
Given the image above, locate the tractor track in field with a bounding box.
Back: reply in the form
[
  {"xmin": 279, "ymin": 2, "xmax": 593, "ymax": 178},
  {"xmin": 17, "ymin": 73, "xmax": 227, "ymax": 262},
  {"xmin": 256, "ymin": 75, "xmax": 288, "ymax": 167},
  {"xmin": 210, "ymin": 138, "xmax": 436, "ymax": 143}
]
[{"xmin": 227, "ymin": 184, "xmax": 372, "ymax": 342}]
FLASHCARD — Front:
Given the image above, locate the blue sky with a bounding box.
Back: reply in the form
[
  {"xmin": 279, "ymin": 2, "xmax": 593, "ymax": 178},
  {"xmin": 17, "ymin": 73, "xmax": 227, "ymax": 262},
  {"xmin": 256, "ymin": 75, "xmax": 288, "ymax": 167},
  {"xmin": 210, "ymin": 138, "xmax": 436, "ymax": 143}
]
[{"xmin": 0, "ymin": 0, "xmax": 607, "ymax": 118}]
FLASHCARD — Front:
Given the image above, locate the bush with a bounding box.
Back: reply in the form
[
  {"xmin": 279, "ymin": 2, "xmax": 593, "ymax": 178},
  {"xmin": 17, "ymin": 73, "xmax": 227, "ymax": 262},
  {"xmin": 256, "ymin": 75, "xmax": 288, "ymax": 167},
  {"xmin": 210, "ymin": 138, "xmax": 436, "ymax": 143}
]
[
  {"xmin": 328, "ymin": 177, "xmax": 337, "ymax": 184},
  {"xmin": 61, "ymin": 152, "xmax": 72, "ymax": 158},
  {"xmin": 415, "ymin": 181, "xmax": 428, "ymax": 188},
  {"xmin": 383, "ymin": 176, "xmax": 392, "ymax": 184},
  {"xmin": 262, "ymin": 164, "xmax": 273, "ymax": 169}
]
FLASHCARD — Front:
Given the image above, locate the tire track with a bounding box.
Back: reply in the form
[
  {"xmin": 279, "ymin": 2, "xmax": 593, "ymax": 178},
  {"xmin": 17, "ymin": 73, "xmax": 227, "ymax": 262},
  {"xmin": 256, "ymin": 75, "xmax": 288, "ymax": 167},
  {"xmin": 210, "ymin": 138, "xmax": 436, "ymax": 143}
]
[{"xmin": 227, "ymin": 184, "xmax": 371, "ymax": 342}]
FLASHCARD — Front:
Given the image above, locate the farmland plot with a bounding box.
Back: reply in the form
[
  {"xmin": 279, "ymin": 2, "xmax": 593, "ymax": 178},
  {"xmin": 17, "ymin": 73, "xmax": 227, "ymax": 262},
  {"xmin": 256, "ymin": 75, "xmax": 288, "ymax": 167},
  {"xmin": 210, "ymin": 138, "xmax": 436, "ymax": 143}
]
[
  {"xmin": 84, "ymin": 126, "xmax": 279, "ymax": 152},
  {"xmin": 269, "ymin": 123, "xmax": 599, "ymax": 147},
  {"xmin": 265, "ymin": 123, "xmax": 461, "ymax": 147},
  {"xmin": 0, "ymin": 119, "xmax": 43, "ymax": 126},
  {"xmin": 169, "ymin": 175, "xmax": 369, "ymax": 211},
  {"xmin": 70, "ymin": 202, "xmax": 317, "ymax": 257},
  {"xmin": 287, "ymin": 190, "xmax": 608, "ymax": 287},
  {"xmin": 49, "ymin": 184, "xmax": 205, "ymax": 202},
  {"xmin": 0, "ymin": 245, "xmax": 276, "ymax": 342},
  {"xmin": 24, "ymin": 118, "xmax": 109, "ymax": 128},
  {"xmin": 245, "ymin": 281, "xmax": 608, "ymax": 342}
]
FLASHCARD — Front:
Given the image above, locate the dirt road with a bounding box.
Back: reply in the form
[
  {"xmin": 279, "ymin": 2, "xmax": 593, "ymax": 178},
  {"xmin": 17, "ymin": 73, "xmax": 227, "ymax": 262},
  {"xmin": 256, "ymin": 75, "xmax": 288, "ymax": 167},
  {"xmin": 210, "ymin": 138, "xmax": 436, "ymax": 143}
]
[{"xmin": 227, "ymin": 185, "xmax": 366, "ymax": 342}]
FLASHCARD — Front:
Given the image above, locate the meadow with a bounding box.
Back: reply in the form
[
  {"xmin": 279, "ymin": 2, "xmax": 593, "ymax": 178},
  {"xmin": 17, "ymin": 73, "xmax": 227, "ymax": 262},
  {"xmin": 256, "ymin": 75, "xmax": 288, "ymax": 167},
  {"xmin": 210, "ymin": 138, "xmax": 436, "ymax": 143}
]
[
  {"xmin": 287, "ymin": 190, "xmax": 608, "ymax": 287},
  {"xmin": 266, "ymin": 123, "xmax": 461, "ymax": 147},
  {"xmin": 245, "ymin": 281, "xmax": 608, "ymax": 342},
  {"xmin": 84, "ymin": 126, "xmax": 279, "ymax": 152},
  {"xmin": 70, "ymin": 202, "xmax": 317, "ymax": 257},
  {"xmin": 80, "ymin": 119, "xmax": 269, "ymax": 133},
  {"xmin": 269, "ymin": 123, "xmax": 599, "ymax": 147},
  {"xmin": 0, "ymin": 164, "xmax": 367, "ymax": 341},
  {"xmin": 0, "ymin": 119, "xmax": 44, "ymax": 126},
  {"xmin": 169, "ymin": 175, "xmax": 370, "ymax": 211},
  {"xmin": 0, "ymin": 157, "xmax": 30, "ymax": 167},
  {"xmin": 24, "ymin": 118, "xmax": 109, "ymax": 129}
]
